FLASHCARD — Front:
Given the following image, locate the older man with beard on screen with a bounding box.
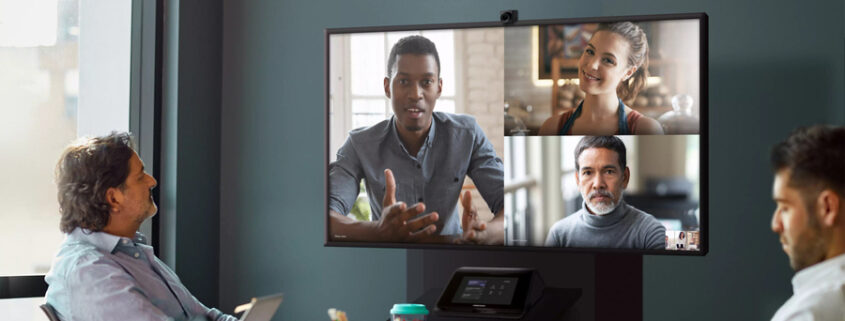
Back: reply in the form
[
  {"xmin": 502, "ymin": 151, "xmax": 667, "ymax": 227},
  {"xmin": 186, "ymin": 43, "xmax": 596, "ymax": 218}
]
[{"xmin": 545, "ymin": 136, "xmax": 665, "ymax": 249}]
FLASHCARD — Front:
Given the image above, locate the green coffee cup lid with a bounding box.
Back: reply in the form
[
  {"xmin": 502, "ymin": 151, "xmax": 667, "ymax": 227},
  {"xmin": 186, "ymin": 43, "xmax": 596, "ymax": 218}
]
[{"xmin": 390, "ymin": 303, "xmax": 429, "ymax": 315}]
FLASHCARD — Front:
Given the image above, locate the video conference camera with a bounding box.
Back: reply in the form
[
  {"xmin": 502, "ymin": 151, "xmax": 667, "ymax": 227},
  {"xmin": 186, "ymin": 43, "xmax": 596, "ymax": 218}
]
[{"xmin": 500, "ymin": 10, "xmax": 518, "ymax": 25}]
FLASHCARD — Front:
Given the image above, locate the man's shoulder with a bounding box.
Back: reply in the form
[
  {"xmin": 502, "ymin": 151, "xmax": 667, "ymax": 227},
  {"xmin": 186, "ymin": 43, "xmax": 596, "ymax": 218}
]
[
  {"xmin": 433, "ymin": 112, "xmax": 479, "ymax": 132},
  {"xmin": 774, "ymin": 285, "xmax": 845, "ymax": 321},
  {"xmin": 624, "ymin": 203, "xmax": 663, "ymax": 227},
  {"xmin": 546, "ymin": 213, "xmax": 583, "ymax": 246},
  {"xmin": 798, "ymin": 266, "xmax": 845, "ymax": 307},
  {"xmin": 550, "ymin": 213, "xmax": 583, "ymax": 233},
  {"xmin": 59, "ymin": 238, "xmax": 106, "ymax": 261},
  {"xmin": 48, "ymin": 239, "xmax": 114, "ymax": 281},
  {"xmin": 347, "ymin": 119, "xmax": 392, "ymax": 144}
]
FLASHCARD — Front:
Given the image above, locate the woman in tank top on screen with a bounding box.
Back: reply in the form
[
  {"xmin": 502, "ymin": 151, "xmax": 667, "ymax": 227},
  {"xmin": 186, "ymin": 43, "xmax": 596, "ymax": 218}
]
[{"xmin": 538, "ymin": 22, "xmax": 663, "ymax": 135}]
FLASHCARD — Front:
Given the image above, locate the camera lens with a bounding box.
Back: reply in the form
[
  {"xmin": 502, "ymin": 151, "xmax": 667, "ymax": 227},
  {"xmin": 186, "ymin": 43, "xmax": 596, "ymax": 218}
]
[{"xmin": 499, "ymin": 10, "xmax": 517, "ymax": 24}]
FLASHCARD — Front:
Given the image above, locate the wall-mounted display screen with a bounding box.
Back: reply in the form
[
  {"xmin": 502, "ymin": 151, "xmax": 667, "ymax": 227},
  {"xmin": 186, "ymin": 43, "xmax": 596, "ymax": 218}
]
[{"xmin": 325, "ymin": 13, "xmax": 707, "ymax": 255}]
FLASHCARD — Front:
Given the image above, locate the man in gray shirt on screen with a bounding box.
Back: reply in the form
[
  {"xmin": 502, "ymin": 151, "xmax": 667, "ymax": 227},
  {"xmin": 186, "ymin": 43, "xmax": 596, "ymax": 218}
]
[
  {"xmin": 45, "ymin": 132, "xmax": 237, "ymax": 321},
  {"xmin": 545, "ymin": 136, "xmax": 665, "ymax": 249},
  {"xmin": 328, "ymin": 35, "xmax": 504, "ymax": 245}
]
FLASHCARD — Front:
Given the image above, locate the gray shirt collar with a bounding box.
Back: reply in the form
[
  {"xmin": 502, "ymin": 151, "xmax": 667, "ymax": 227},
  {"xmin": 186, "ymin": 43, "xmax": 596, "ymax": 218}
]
[
  {"xmin": 580, "ymin": 200, "xmax": 628, "ymax": 228},
  {"xmin": 389, "ymin": 114, "xmax": 436, "ymax": 159}
]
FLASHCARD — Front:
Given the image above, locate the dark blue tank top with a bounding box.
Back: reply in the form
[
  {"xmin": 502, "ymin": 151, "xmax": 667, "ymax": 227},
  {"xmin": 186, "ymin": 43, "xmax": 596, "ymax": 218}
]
[{"xmin": 558, "ymin": 99, "xmax": 630, "ymax": 135}]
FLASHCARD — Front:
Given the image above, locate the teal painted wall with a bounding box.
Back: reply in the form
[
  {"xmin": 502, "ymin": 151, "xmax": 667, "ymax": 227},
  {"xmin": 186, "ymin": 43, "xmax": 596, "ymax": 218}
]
[{"xmin": 215, "ymin": 0, "xmax": 844, "ymax": 320}]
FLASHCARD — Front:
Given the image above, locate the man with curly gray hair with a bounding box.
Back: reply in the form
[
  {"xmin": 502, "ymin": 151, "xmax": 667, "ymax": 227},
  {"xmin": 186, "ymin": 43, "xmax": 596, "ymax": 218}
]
[{"xmin": 45, "ymin": 132, "xmax": 236, "ymax": 321}]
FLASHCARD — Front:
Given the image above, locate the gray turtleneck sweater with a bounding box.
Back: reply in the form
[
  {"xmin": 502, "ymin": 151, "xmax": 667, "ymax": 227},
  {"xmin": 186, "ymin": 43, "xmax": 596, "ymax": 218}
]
[{"xmin": 545, "ymin": 201, "xmax": 666, "ymax": 249}]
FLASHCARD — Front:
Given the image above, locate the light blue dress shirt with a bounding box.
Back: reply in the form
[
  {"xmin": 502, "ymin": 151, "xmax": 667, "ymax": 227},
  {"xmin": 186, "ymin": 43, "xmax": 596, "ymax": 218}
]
[
  {"xmin": 329, "ymin": 112, "xmax": 504, "ymax": 235},
  {"xmin": 45, "ymin": 228, "xmax": 238, "ymax": 321}
]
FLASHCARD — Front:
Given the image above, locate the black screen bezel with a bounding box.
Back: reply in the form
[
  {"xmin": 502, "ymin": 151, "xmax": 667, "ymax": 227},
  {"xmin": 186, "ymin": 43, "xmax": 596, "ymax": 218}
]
[{"xmin": 324, "ymin": 12, "xmax": 709, "ymax": 256}]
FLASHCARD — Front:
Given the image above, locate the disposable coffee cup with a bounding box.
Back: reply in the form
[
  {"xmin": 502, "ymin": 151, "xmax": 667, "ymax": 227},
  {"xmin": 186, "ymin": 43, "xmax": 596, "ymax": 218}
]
[{"xmin": 390, "ymin": 303, "xmax": 429, "ymax": 321}]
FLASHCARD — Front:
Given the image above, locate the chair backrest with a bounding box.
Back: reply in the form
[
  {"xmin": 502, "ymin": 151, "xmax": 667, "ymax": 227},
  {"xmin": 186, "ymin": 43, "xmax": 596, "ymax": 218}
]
[{"xmin": 39, "ymin": 303, "xmax": 60, "ymax": 321}]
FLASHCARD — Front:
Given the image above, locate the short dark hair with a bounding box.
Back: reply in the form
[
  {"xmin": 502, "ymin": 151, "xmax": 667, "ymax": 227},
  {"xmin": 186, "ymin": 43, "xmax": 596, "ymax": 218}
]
[
  {"xmin": 55, "ymin": 132, "xmax": 136, "ymax": 233},
  {"xmin": 386, "ymin": 35, "xmax": 440, "ymax": 77},
  {"xmin": 771, "ymin": 125, "xmax": 845, "ymax": 207},
  {"xmin": 574, "ymin": 136, "xmax": 627, "ymax": 170}
]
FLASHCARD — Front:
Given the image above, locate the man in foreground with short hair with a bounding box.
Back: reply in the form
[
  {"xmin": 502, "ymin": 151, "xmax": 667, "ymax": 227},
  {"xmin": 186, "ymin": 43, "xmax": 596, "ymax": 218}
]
[
  {"xmin": 545, "ymin": 136, "xmax": 665, "ymax": 249},
  {"xmin": 328, "ymin": 35, "xmax": 504, "ymax": 244},
  {"xmin": 770, "ymin": 125, "xmax": 845, "ymax": 321},
  {"xmin": 45, "ymin": 132, "xmax": 237, "ymax": 321}
]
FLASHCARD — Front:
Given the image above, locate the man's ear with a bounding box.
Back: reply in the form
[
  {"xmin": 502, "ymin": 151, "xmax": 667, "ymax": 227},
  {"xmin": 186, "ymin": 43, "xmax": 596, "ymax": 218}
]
[
  {"xmin": 384, "ymin": 77, "xmax": 391, "ymax": 99},
  {"xmin": 105, "ymin": 187, "xmax": 122, "ymax": 213},
  {"xmin": 574, "ymin": 170, "xmax": 580, "ymax": 185},
  {"xmin": 816, "ymin": 189, "xmax": 841, "ymax": 227},
  {"xmin": 437, "ymin": 77, "xmax": 443, "ymax": 97},
  {"xmin": 622, "ymin": 167, "xmax": 630, "ymax": 188}
]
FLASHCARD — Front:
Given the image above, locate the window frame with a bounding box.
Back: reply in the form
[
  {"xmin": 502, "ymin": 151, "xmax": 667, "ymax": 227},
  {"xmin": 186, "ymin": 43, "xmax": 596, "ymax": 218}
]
[
  {"xmin": 340, "ymin": 30, "xmax": 461, "ymax": 137},
  {"xmin": 0, "ymin": 0, "xmax": 162, "ymax": 299}
]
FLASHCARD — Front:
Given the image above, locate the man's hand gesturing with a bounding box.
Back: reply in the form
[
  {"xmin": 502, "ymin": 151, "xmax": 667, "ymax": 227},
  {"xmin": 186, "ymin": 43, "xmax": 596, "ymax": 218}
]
[
  {"xmin": 375, "ymin": 169, "xmax": 439, "ymax": 242},
  {"xmin": 457, "ymin": 190, "xmax": 488, "ymax": 244}
]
